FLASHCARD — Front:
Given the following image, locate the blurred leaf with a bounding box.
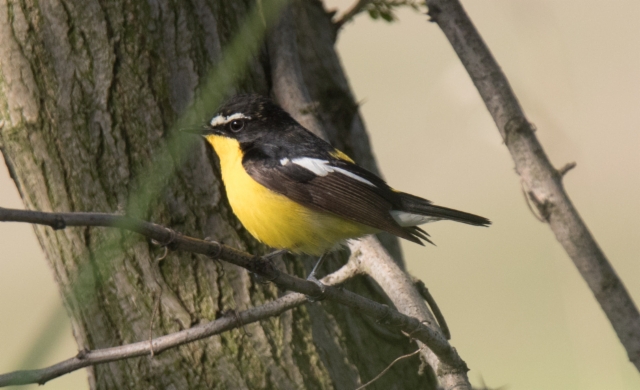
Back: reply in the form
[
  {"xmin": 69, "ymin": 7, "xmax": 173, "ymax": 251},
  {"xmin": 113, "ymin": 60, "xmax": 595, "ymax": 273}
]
[
  {"xmin": 363, "ymin": 0, "xmax": 426, "ymax": 24},
  {"xmin": 380, "ymin": 11, "xmax": 394, "ymax": 22}
]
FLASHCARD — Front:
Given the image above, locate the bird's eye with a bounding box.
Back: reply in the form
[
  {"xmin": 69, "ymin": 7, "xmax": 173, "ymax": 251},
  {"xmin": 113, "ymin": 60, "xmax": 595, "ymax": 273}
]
[{"xmin": 229, "ymin": 120, "xmax": 244, "ymax": 132}]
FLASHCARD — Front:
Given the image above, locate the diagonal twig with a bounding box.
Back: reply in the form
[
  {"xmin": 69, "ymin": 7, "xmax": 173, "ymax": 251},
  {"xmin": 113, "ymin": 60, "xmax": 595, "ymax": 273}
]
[
  {"xmin": 412, "ymin": 277, "xmax": 450, "ymax": 340},
  {"xmin": 425, "ymin": 0, "xmax": 640, "ymax": 371},
  {"xmin": 355, "ymin": 346, "xmax": 424, "ymax": 390},
  {"xmin": 0, "ymin": 259, "xmax": 363, "ymax": 387},
  {"xmin": 350, "ymin": 237, "xmax": 469, "ymax": 389},
  {"xmin": 0, "ymin": 292, "xmax": 304, "ymax": 386}
]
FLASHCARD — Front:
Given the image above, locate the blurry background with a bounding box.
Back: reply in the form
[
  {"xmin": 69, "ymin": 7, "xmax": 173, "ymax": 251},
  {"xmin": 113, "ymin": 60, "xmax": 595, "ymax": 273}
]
[{"xmin": 1, "ymin": 1, "xmax": 638, "ymax": 389}]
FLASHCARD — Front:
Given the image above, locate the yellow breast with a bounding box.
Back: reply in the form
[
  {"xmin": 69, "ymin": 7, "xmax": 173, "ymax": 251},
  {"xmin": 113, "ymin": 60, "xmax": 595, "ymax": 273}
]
[{"xmin": 205, "ymin": 135, "xmax": 375, "ymax": 255}]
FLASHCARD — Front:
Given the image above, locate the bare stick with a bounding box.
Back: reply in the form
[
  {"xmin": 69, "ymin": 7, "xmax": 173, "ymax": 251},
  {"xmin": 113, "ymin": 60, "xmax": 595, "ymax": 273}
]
[
  {"xmin": 0, "ymin": 207, "xmax": 467, "ymax": 378},
  {"xmin": 557, "ymin": 162, "xmax": 577, "ymax": 177},
  {"xmin": 350, "ymin": 237, "xmax": 470, "ymax": 389},
  {"xmin": 355, "ymin": 346, "xmax": 424, "ymax": 390},
  {"xmin": 413, "ymin": 277, "xmax": 450, "ymax": 340},
  {"xmin": 333, "ymin": 0, "xmax": 372, "ymax": 29},
  {"xmin": 0, "ymin": 293, "xmax": 303, "ymax": 386},
  {"xmin": 0, "ymin": 253, "xmax": 363, "ymax": 387},
  {"xmin": 425, "ymin": 0, "xmax": 640, "ymax": 370}
]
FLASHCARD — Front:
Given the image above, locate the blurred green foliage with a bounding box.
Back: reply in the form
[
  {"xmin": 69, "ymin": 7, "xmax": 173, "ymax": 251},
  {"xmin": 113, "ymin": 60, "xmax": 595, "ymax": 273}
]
[{"xmin": 365, "ymin": 0, "xmax": 425, "ymax": 22}]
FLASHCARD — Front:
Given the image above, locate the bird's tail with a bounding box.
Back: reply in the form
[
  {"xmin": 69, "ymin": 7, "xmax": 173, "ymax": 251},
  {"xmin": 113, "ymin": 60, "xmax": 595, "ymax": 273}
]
[{"xmin": 398, "ymin": 192, "xmax": 491, "ymax": 227}]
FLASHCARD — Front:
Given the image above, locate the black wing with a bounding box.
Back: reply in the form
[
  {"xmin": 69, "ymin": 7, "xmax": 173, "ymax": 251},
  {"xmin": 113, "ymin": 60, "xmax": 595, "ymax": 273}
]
[
  {"xmin": 324, "ymin": 158, "xmax": 490, "ymax": 227},
  {"xmin": 242, "ymin": 153, "xmax": 425, "ymax": 245}
]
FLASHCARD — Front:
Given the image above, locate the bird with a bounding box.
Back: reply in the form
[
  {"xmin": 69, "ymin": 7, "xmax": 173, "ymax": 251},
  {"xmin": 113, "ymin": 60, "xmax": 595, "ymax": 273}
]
[{"xmin": 187, "ymin": 94, "xmax": 490, "ymax": 286}]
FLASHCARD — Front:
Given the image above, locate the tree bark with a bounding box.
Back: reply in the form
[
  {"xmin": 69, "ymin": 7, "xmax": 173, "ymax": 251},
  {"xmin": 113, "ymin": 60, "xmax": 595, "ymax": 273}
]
[{"xmin": 0, "ymin": 0, "xmax": 429, "ymax": 389}]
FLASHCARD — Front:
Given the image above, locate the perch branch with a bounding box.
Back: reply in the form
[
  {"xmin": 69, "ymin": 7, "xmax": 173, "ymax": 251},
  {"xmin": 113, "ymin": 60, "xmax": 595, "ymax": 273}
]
[
  {"xmin": 425, "ymin": 0, "xmax": 640, "ymax": 370},
  {"xmin": 0, "ymin": 207, "xmax": 468, "ymax": 383}
]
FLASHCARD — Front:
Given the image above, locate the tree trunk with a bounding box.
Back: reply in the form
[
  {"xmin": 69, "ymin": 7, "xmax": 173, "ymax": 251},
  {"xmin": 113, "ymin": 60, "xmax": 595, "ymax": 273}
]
[{"xmin": 0, "ymin": 0, "xmax": 429, "ymax": 388}]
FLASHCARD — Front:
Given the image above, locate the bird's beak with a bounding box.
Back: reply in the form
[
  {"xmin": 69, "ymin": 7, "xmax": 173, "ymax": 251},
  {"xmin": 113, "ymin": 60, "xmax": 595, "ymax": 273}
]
[{"xmin": 180, "ymin": 123, "xmax": 212, "ymax": 136}]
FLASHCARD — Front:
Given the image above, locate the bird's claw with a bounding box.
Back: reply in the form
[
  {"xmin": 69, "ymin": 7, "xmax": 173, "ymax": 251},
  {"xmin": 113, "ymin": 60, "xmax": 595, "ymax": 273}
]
[{"xmin": 305, "ymin": 274, "xmax": 326, "ymax": 302}]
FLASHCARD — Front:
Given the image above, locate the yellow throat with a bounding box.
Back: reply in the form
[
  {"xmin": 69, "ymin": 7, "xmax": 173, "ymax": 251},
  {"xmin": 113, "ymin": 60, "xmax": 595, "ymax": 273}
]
[{"xmin": 205, "ymin": 135, "xmax": 375, "ymax": 255}]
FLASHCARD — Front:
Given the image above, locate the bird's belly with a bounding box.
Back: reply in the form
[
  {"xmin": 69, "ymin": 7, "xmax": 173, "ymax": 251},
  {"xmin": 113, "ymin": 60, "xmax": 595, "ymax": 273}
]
[
  {"xmin": 210, "ymin": 136, "xmax": 374, "ymax": 255},
  {"xmin": 225, "ymin": 165, "xmax": 375, "ymax": 255}
]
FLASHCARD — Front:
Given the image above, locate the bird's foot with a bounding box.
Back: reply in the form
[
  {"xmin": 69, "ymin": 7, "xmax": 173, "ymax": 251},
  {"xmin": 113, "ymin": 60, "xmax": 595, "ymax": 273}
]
[
  {"xmin": 305, "ymin": 273, "xmax": 327, "ymax": 302},
  {"xmin": 252, "ymin": 250, "xmax": 285, "ymax": 284},
  {"xmin": 305, "ymin": 253, "xmax": 328, "ymax": 301}
]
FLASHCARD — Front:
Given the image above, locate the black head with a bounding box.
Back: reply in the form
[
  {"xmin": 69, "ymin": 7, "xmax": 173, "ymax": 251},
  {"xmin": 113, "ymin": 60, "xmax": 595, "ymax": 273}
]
[{"xmin": 197, "ymin": 94, "xmax": 298, "ymax": 143}]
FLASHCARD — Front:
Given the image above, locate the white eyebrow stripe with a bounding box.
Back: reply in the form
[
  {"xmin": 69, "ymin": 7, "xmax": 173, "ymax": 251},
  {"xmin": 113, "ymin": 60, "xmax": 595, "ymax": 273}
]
[
  {"xmin": 209, "ymin": 113, "xmax": 252, "ymax": 127},
  {"xmin": 280, "ymin": 158, "xmax": 290, "ymax": 165},
  {"xmin": 291, "ymin": 157, "xmax": 375, "ymax": 187}
]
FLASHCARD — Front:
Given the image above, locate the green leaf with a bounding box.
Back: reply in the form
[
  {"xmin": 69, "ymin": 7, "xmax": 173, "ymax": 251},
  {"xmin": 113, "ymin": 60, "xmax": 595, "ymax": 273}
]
[{"xmin": 380, "ymin": 11, "xmax": 394, "ymax": 22}]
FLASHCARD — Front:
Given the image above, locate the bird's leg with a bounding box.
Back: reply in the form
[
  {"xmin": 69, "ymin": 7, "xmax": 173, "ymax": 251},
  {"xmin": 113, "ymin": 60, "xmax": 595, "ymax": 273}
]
[
  {"xmin": 306, "ymin": 253, "xmax": 327, "ymax": 302},
  {"xmin": 262, "ymin": 249, "xmax": 288, "ymax": 261},
  {"xmin": 251, "ymin": 250, "xmax": 287, "ymax": 284}
]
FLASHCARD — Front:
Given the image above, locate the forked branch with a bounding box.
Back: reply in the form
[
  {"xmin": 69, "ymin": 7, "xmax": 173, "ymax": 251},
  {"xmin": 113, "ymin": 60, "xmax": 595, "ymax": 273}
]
[{"xmin": 0, "ymin": 207, "xmax": 468, "ymax": 386}]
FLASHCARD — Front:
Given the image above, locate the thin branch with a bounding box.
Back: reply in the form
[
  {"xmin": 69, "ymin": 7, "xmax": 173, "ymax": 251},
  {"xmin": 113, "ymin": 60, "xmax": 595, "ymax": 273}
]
[
  {"xmin": 0, "ymin": 207, "xmax": 467, "ymax": 377},
  {"xmin": 0, "ymin": 293, "xmax": 303, "ymax": 386},
  {"xmin": 333, "ymin": 0, "xmax": 372, "ymax": 29},
  {"xmin": 350, "ymin": 237, "xmax": 470, "ymax": 389},
  {"xmin": 425, "ymin": 0, "xmax": 640, "ymax": 371},
  {"xmin": 355, "ymin": 346, "xmax": 424, "ymax": 390},
  {"xmin": 557, "ymin": 162, "xmax": 577, "ymax": 177},
  {"xmin": 520, "ymin": 181, "xmax": 546, "ymax": 223},
  {"xmin": 0, "ymin": 250, "xmax": 363, "ymax": 387},
  {"xmin": 412, "ymin": 277, "xmax": 450, "ymax": 340}
]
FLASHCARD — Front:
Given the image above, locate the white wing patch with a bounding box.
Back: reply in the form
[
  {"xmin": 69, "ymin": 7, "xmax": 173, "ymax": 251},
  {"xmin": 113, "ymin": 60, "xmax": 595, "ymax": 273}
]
[
  {"xmin": 390, "ymin": 210, "xmax": 441, "ymax": 227},
  {"xmin": 210, "ymin": 113, "xmax": 252, "ymax": 127},
  {"xmin": 291, "ymin": 157, "xmax": 375, "ymax": 187}
]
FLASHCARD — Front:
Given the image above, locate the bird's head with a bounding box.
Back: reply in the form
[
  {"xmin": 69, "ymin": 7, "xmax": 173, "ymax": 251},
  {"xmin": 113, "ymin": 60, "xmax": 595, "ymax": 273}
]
[{"xmin": 187, "ymin": 94, "xmax": 297, "ymax": 144}]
